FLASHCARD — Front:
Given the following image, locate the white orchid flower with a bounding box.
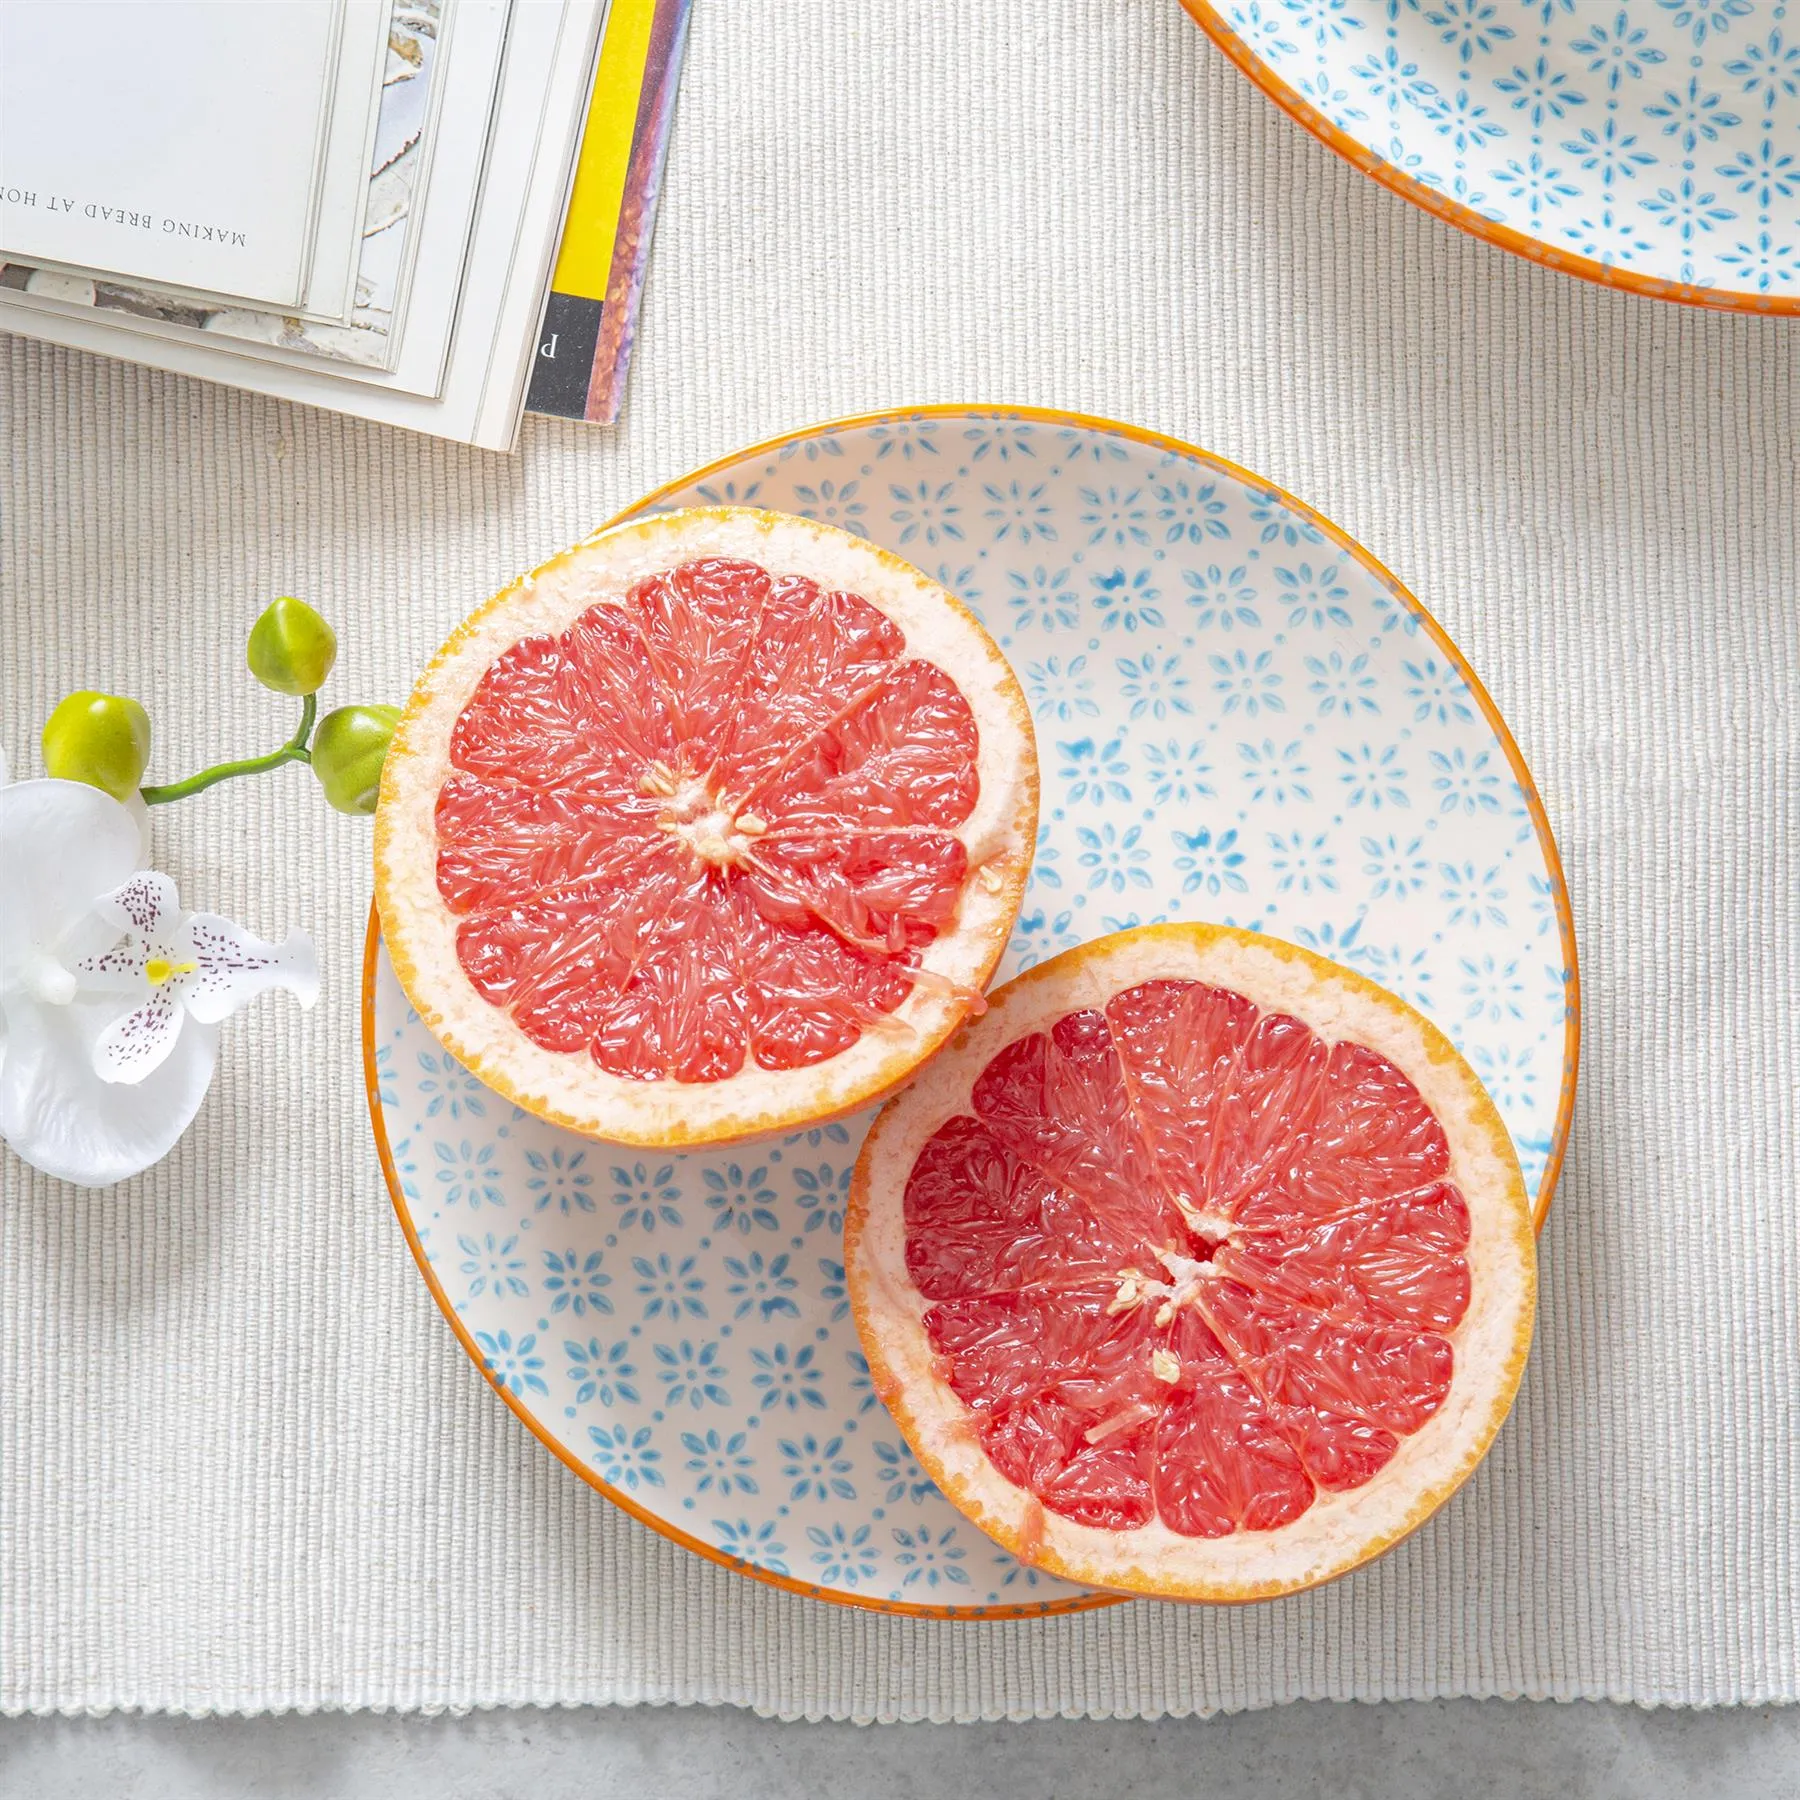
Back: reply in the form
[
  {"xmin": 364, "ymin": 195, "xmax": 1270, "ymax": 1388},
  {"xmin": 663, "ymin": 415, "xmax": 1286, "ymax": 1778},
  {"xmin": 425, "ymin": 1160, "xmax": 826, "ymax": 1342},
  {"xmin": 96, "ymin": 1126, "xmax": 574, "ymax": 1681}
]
[{"xmin": 0, "ymin": 759, "xmax": 318, "ymax": 1188}]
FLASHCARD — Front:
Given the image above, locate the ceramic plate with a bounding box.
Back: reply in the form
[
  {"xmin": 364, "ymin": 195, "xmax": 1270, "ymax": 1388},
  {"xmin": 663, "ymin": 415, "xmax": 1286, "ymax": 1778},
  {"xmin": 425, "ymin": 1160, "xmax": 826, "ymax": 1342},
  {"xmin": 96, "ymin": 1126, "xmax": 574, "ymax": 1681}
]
[
  {"xmin": 1183, "ymin": 0, "xmax": 1800, "ymax": 313},
  {"xmin": 364, "ymin": 406, "xmax": 1578, "ymax": 1617}
]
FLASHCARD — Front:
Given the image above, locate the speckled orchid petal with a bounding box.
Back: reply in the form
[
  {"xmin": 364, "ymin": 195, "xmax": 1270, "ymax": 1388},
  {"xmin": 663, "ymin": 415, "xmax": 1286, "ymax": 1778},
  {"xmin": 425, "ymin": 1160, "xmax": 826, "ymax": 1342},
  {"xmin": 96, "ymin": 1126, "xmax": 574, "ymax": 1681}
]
[
  {"xmin": 178, "ymin": 914, "xmax": 319, "ymax": 1025},
  {"xmin": 93, "ymin": 871, "xmax": 182, "ymax": 941},
  {"xmin": 0, "ymin": 992, "xmax": 218, "ymax": 1189},
  {"xmin": 91, "ymin": 981, "xmax": 187, "ymax": 1085}
]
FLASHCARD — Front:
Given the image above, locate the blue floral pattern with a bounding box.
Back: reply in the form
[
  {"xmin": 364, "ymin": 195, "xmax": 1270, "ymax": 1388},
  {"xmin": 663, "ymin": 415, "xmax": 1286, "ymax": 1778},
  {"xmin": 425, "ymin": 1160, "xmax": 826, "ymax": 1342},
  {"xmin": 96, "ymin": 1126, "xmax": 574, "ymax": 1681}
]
[
  {"xmin": 372, "ymin": 410, "xmax": 1573, "ymax": 1615},
  {"xmin": 1213, "ymin": 0, "xmax": 1800, "ymax": 299}
]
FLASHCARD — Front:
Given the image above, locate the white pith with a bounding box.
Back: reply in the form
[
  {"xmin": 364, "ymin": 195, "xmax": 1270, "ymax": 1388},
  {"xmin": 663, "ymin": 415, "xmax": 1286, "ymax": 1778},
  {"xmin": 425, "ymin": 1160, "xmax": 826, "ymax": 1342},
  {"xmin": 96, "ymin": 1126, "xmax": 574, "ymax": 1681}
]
[
  {"xmin": 847, "ymin": 923, "xmax": 1537, "ymax": 1604},
  {"xmin": 374, "ymin": 508, "xmax": 1039, "ymax": 1147}
]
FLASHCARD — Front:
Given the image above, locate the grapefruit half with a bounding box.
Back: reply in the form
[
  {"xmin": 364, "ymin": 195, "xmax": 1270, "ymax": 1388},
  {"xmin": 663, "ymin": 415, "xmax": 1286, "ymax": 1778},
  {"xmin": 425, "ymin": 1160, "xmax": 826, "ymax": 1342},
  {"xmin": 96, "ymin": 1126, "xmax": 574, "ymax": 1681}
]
[
  {"xmin": 847, "ymin": 923, "xmax": 1535, "ymax": 1602},
  {"xmin": 375, "ymin": 508, "xmax": 1038, "ymax": 1147}
]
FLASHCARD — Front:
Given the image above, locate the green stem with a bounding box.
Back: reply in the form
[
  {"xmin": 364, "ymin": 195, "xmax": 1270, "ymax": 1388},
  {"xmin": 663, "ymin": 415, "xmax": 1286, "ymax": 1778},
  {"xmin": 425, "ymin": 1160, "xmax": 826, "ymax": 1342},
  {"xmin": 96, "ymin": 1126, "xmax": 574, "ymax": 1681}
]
[{"xmin": 141, "ymin": 694, "xmax": 317, "ymax": 806}]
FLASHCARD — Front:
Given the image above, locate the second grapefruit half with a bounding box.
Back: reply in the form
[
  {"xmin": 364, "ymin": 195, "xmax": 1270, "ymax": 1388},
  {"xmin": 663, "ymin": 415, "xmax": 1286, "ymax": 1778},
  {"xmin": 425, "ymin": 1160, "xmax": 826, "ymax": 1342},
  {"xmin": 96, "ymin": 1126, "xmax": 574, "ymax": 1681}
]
[
  {"xmin": 848, "ymin": 923, "xmax": 1536, "ymax": 1602},
  {"xmin": 375, "ymin": 508, "xmax": 1039, "ymax": 1147}
]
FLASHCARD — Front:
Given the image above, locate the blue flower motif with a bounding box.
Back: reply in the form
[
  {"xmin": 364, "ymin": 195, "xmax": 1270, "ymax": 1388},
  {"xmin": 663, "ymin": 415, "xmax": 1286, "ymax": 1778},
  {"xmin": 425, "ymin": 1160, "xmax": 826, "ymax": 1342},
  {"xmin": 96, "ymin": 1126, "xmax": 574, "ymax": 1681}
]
[
  {"xmin": 750, "ymin": 1343, "xmax": 828, "ymax": 1412},
  {"xmin": 565, "ymin": 1337, "xmax": 639, "ymax": 1406},
  {"xmin": 388, "ymin": 1135, "xmax": 421, "ymax": 1202},
  {"xmin": 702, "ymin": 1162, "xmax": 780, "ymax": 1235},
  {"xmin": 888, "ymin": 480, "xmax": 963, "ymax": 546},
  {"xmin": 1076, "ymin": 822, "xmax": 1154, "ymax": 894},
  {"xmin": 693, "ymin": 477, "xmax": 766, "ymax": 505},
  {"xmin": 526, "ymin": 1146, "xmax": 597, "ymax": 1216},
  {"xmin": 1141, "ymin": 738, "xmax": 1217, "ymax": 808},
  {"xmin": 983, "ymin": 479, "xmax": 1058, "ymax": 544},
  {"xmin": 653, "ymin": 1338, "xmax": 731, "ymax": 1409},
  {"xmin": 415, "ymin": 1049, "xmax": 488, "ymax": 1121},
  {"xmin": 1238, "ymin": 738, "xmax": 1313, "ymax": 805},
  {"xmin": 1362, "ymin": 833, "xmax": 1432, "ymax": 900},
  {"xmin": 605, "ymin": 1158, "xmax": 679, "ymax": 1231},
  {"xmin": 1656, "ymin": 0, "xmax": 1752, "ymax": 47},
  {"xmin": 1726, "ymin": 31, "xmax": 1800, "ymax": 112},
  {"xmin": 1181, "ymin": 562, "xmax": 1261, "ymax": 630},
  {"xmin": 817, "ymin": 1256, "xmax": 850, "ymax": 1323},
  {"xmin": 1029, "ymin": 824, "xmax": 1064, "ymax": 889},
  {"xmin": 373, "ymin": 1041, "xmax": 399, "ymax": 1107},
  {"xmin": 1274, "ymin": 561, "xmax": 1353, "ymax": 630},
  {"xmin": 474, "ymin": 1330, "xmax": 547, "ymax": 1398},
  {"xmin": 1472, "ymin": 1040, "xmax": 1544, "ymax": 1115},
  {"xmin": 1717, "ymin": 230, "xmax": 1800, "ymax": 289},
  {"xmin": 1266, "ymin": 830, "xmax": 1338, "ymax": 895},
  {"xmin": 1349, "ymin": 942, "xmax": 1437, "ymax": 1012},
  {"xmin": 1089, "ymin": 566, "xmax": 1165, "ymax": 633},
  {"xmin": 1148, "ymin": 474, "xmax": 1230, "ymax": 544},
  {"xmin": 1572, "ymin": 11, "xmax": 1666, "ymax": 91},
  {"xmin": 872, "ymin": 1438, "xmax": 938, "ymax": 1505},
  {"xmin": 1174, "ymin": 826, "xmax": 1249, "ymax": 896},
  {"xmin": 1116, "ymin": 653, "xmax": 1193, "ymax": 720},
  {"xmin": 1424, "ymin": 0, "xmax": 1515, "ymax": 66},
  {"xmin": 633, "ymin": 1252, "xmax": 708, "ymax": 1321},
  {"xmin": 1338, "ymin": 743, "xmax": 1411, "ymax": 810},
  {"xmin": 1295, "ymin": 916, "xmax": 1366, "ymax": 959},
  {"xmin": 1459, "ymin": 953, "xmax": 1527, "ymax": 1024},
  {"xmin": 457, "ymin": 1233, "xmax": 528, "ymax": 1301},
  {"xmin": 1246, "ymin": 489, "xmax": 1326, "ymax": 547},
  {"xmin": 434, "ymin": 1139, "xmax": 505, "ymax": 1209},
  {"xmin": 588, "ymin": 1423, "xmax": 663, "ymax": 1491},
  {"xmin": 1440, "ymin": 861, "xmax": 1510, "ymax": 929},
  {"xmin": 785, "ymin": 1120, "xmax": 853, "ymax": 1151},
  {"xmin": 791, "ymin": 478, "xmax": 867, "ymax": 535},
  {"xmin": 712, "ymin": 1517, "xmax": 788, "ymax": 1574},
  {"xmin": 1006, "ymin": 565, "xmax": 1080, "ymax": 633},
  {"xmin": 1715, "ymin": 140, "xmax": 1800, "ymax": 209},
  {"xmin": 1641, "ymin": 177, "xmax": 1737, "ymax": 240},
  {"xmin": 779, "ymin": 1433, "xmax": 856, "ymax": 1503},
  {"xmin": 1561, "ymin": 118, "xmax": 1657, "ymax": 185},
  {"xmin": 964, "ymin": 421, "xmax": 1039, "ymax": 462},
  {"xmin": 1427, "ymin": 86, "xmax": 1507, "ymax": 153},
  {"xmin": 1057, "ymin": 734, "xmax": 1132, "ymax": 804},
  {"xmin": 807, "ymin": 1521, "xmax": 878, "ymax": 1588},
  {"xmin": 1645, "ymin": 78, "xmax": 1741, "ymax": 152},
  {"xmin": 541, "ymin": 1246, "xmax": 613, "ymax": 1317},
  {"xmin": 1430, "ymin": 746, "xmax": 1505, "ymax": 815},
  {"xmin": 1305, "ymin": 650, "xmax": 1379, "ymax": 717},
  {"xmin": 1494, "ymin": 55, "xmax": 1588, "ymax": 125},
  {"xmin": 892, "ymin": 1524, "xmax": 970, "ymax": 1589},
  {"xmin": 683, "ymin": 1429, "xmax": 758, "ymax": 1496},
  {"xmin": 869, "ymin": 420, "xmax": 942, "ymax": 460},
  {"xmin": 1353, "ymin": 43, "xmax": 1440, "ymax": 113},
  {"xmin": 1022, "ymin": 654, "xmax": 1100, "ymax": 721},
  {"xmin": 1055, "ymin": 427, "xmax": 1131, "ymax": 464},
  {"xmin": 844, "ymin": 1348, "xmax": 881, "ymax": 1414},
  {"xmin": 1210, "ymin": 648, "xmax": 1285, "ymax": 718},
  {"xmin": 1403, "ymin": 656, "xmax": 1475, "ymax": 725},
  {"xmin": 1490, "ymin": 151, "xmax": 1581, "ymax": 217},
  {"xmin": 1079, "ymin": 484, "xmax": 1152, "ymax": 548},
  {"xmin": 791, "ymin": 1161, "xmax": 850, "ymax": 1235},
  {"xmin": 723, "ymin": 1250, "xmax": 801, "ymax": 1321}
]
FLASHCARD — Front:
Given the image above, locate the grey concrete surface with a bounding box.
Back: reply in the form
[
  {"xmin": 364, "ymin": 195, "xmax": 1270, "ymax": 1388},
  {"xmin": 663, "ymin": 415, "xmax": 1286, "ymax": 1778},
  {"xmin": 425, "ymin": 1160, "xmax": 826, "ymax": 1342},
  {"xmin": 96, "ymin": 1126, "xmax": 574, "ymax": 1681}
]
[{"xmin": 2, "ymin": 1701, "xmax": 1798, "ymax": 1800}]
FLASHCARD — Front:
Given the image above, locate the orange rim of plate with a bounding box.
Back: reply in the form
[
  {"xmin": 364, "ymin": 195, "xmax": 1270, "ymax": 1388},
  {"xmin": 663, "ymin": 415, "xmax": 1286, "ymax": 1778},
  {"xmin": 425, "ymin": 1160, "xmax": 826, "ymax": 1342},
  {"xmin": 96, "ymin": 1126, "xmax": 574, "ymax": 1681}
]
[
  {"xmin": 361, "ymin": 403, "xmax": 1580, "ymax": 1619},
  {"xmin": 1178, "ymin": 0, "xmax": 1800, "ymax": 319}
]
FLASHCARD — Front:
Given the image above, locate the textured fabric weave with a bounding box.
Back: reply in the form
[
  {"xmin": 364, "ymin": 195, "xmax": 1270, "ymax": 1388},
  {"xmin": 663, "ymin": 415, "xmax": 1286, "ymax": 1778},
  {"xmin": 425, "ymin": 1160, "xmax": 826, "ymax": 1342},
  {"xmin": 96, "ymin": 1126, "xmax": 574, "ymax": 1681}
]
[{"xmin": 1, "ymin": 0, "xmax": 1795, "ymax": 1721}]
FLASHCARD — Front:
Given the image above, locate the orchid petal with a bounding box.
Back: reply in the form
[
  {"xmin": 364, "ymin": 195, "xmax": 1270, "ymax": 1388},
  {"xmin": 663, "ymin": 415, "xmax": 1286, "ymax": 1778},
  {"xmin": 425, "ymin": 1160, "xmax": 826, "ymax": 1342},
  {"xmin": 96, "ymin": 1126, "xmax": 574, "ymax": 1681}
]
[
  {"xmin": 177, "ymin": 917, "xmax": 320, "ymax": 1023},
  {"xmin": 0, "ymin": 992, "xmax": 218, "ymax": 1189},
  {"xmin": 0, "ymin": 780, "xmax": 141, "ymax": 987},
  {"xmin": 94, "ymin": 871, "xmax": 182, "ymax": 939},
  {"xmin": 73, "ymin": 936, "xmax": 152, "ymax": 995},
  {"xmin": 91, "ymin": 983, "xmax": 186, "ymax": 1084}
]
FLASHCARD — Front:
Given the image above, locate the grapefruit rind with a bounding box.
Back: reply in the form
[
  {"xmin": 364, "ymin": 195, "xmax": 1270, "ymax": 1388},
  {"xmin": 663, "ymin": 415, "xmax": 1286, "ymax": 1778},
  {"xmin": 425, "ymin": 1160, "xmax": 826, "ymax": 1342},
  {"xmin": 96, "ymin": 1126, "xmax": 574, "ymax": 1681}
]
[
  {"xmin": 374, "ymin": 508, "xmax": 1039, "ymax": 1147},
  {"xmin": 846, "ymin": 922, "xmax": 1536, "ymax": 1603}
]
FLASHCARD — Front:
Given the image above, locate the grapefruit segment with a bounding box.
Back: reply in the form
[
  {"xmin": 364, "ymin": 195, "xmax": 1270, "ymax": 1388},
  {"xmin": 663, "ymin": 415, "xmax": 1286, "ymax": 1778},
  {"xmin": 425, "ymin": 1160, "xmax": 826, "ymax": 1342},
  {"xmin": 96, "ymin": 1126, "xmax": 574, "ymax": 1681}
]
[
  {"xmin": 847, "ymin": 923, "xmax": 1536, "ymax": 1602},
  {"xmin": 375, "ymin": 509, "xmax": 1038, "ymax": 1146}
]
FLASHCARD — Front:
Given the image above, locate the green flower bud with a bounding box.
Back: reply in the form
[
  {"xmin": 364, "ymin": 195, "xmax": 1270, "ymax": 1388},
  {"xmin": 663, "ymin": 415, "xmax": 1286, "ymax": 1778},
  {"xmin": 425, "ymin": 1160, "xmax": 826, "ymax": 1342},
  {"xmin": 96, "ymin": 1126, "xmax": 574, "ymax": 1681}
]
[
  {"xmin": 310, "ymin": 703, "xmax": 400, "ymax": 816},
  {"xmin": 41, "ymin": 691, "xmax": 153, "ymax": 801},
  {"xmin": 247, "ymin": 596, "xmax": 338, "ymax": 697}
]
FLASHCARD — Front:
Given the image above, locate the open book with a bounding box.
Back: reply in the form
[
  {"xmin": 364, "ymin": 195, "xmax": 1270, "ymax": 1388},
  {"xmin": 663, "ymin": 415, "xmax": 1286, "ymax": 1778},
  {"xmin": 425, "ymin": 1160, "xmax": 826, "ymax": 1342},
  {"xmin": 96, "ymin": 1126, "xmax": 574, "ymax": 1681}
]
[{"xmin": 0, "ymin": 0, "xmax": 689, "ymax": 450}]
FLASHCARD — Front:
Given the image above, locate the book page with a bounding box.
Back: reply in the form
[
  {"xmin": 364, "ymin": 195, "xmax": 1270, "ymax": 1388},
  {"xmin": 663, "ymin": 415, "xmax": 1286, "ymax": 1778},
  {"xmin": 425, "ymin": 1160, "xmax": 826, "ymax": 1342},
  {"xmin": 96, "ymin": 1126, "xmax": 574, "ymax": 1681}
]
[{"xmin": 0, "ymin": 1, "xmax": 342, "ymax": 308}]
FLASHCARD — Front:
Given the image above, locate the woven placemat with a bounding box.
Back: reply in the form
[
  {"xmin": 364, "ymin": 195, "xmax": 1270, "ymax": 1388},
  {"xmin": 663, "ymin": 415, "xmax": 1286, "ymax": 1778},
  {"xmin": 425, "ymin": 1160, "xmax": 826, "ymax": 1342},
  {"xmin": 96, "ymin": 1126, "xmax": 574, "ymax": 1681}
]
[{"xmin": 2, "ymin": 0, "xmax": 1795, "ymax": 1721}]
